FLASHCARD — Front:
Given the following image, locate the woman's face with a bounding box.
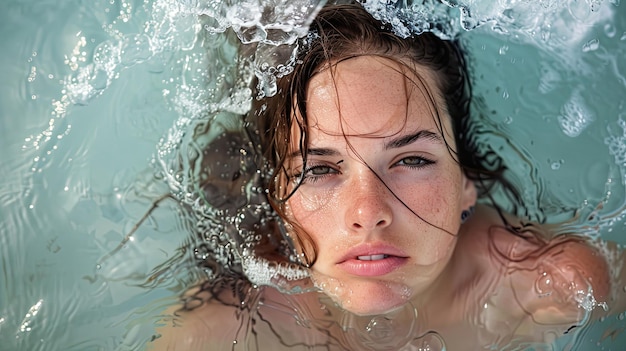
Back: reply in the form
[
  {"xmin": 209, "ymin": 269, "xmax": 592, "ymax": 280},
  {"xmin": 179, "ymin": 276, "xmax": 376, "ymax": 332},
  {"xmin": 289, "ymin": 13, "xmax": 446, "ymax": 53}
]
[{"xmin": 284, "ymin": 56, "xmax": 476, "ymax": 315}]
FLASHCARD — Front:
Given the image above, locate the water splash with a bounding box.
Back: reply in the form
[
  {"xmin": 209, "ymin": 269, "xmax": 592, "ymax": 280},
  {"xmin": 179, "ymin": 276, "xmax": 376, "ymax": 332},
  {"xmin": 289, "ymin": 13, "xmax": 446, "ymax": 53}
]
[
  {"xmin": 361, "ymin": 0, "xmax": 461, "ymax": 38},
  {"xmin": 24, "ymin": 0, "xmax": 617, "ymax": 172},
  {"xmin": 22, "ymin": 0, "xmax": 207, "ymax": 169},
  {"xmin": 241, "ymin": 256, "xmax": 313, "ymax": 293},
  {"xmin": 197, "ymin": 0, "xmax": 325, "ymax": 45},
  {"xmin": 439, "ymin": 0, "xmax": 614, "ymax": 44}
]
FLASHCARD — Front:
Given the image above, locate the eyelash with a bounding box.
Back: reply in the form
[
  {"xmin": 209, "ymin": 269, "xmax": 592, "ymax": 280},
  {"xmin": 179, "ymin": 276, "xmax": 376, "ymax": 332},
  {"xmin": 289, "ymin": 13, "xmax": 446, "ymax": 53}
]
[
  {"xmin": 393, "ymin": 156, "xmax": 435, "ymax": 168},
  {"xmin": 296, "ymin": 164, "xmax": 338, "ymax": 184},
  {"xmin": 295, "ymin": 156, "xmax": 435, "ymax": 184}
]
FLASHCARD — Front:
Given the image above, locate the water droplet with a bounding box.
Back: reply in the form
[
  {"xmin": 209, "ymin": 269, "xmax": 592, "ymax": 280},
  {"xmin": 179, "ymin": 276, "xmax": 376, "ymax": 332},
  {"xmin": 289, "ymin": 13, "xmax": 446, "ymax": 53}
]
[
  {"xmin": 604, "ymin": 23, "xmax": 616, "ymax": 38},
  {"xmin": 582, "ymin": 38, "xmax": 600, "ymax": 52}
]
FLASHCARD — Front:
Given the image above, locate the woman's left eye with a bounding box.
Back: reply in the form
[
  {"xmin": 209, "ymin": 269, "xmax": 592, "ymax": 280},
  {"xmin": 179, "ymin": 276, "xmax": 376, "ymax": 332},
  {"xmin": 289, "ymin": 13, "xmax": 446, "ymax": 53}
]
[{"xmin": 395, "ymin": 156, "xmax": 434, "ymax": 168}]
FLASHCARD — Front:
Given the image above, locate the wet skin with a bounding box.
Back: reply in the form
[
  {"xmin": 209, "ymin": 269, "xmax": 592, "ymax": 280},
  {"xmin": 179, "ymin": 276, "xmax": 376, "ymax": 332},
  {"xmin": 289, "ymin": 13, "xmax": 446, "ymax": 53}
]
[{"xmin": 284, "ymin": 55, "xmax": 477, "ymax": 315}]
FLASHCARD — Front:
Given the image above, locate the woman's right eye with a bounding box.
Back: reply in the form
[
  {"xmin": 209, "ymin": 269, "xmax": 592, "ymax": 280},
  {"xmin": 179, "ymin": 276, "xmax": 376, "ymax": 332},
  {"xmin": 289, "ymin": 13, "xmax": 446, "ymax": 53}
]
[{"xmin": 301, "ymin": 165, "xmax": 338, "ymax": 183}]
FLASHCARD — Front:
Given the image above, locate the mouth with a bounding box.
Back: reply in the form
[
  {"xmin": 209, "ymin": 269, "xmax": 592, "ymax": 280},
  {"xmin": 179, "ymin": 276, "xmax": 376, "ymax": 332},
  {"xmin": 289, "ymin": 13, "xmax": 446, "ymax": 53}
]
[{"xmin": 337, "ymin": 245, "xmax": 409, "ymax": 277}]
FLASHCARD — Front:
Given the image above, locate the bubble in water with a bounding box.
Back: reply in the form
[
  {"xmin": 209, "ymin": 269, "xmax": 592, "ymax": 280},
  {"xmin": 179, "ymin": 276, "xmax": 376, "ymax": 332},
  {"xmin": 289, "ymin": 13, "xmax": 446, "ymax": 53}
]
[
  {"xmin": 242, "ymin": 256, "xmax": 312, "ymax": 293},
  {"xmin": 582, "ymin": 38, "xmax": 600, "ymax": 52},
  {"xmin": 568, "ymin": 0, "xmax": 592, "ymax": 21},
  {"xmin": 535, "ymin": 271, "xmax": 554, "ymax": 296},
  {"xmin": 549, "ymin": 159, "xmax": 564, "ymax": 170},
  {"xmin": 27, "ymin": 66, "xmax": 37, "ymax": 82},
  {"xmin": 604, "ymin": 117, "xmax": 626, "ymax": 167},
  {"xmin": 342, "ymin": 301, "xmax": 421, "ymax": 351},
  {"xmin": 68, "ymin": 64, "xmax": 114, "ymax": 105},
  {"xmin": 574, "ymin": 288, "xmax": 600, "ymax": 312},
  {"xmin": 604, "ymin": 23, "xmax": 616, "ymax": 38},
  {"xmin": 120, "ymin": 34, "xmax": 153, "ymax": 67},
  {"xmin": 17, "ymin": 299, "xmax": 44, "ymax": 334},
  {"xmin": 558, "ymin": 90, "xmax": 595, "ymax": 137}
]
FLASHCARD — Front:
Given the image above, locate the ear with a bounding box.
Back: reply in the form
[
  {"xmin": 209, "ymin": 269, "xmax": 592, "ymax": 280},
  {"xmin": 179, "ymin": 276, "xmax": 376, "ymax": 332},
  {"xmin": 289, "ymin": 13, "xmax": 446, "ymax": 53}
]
[{"xmin": 461, "ymin": 175, "xmax": 477, "ymax": 210}]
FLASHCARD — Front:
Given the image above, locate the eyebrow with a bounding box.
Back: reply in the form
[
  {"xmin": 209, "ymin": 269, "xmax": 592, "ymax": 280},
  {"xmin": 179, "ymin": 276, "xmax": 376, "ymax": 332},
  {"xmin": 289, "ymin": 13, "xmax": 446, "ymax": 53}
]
[
  {"xmin": 384, "ymin": 130, "xmax": 442, "ymax": 150},
  {"xmin": 287, "ymin": 130, "xmax": 442, "ymax": 159},
  {"xmin": 288, "ymin": 147, "xmax": 340, "ymax": 159}
]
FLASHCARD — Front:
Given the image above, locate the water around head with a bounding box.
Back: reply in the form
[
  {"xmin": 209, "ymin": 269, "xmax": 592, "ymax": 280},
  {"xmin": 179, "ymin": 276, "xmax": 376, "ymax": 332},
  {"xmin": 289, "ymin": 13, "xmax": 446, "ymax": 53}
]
[{"xmin": 4, "ymin": 0, "xmax": 626, "ymax": 350}]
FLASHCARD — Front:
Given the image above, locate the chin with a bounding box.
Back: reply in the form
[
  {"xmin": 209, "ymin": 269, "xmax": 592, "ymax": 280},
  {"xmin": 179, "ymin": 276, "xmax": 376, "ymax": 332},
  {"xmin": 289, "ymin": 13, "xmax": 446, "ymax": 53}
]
[
  {"xmin": 315, "ymin": 276, "xmax": 412, "ymax": 316},
  {"xmin": 343, "ymin": 297, "xmax": 407, "ymax": 316}
]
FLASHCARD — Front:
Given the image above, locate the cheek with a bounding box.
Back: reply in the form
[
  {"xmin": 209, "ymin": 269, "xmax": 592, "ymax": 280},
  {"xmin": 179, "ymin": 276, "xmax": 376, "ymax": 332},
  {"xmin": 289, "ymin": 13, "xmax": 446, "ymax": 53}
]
[
  {"xmin": 397, "ymin": 172, "xmax": 463, "ymax": 223},
  {"xmin": 293, "ymin": 187, "xmax": 338, "ymax": 212},
  {"xmin": 284, "ymin": 192, "xmax": 341, "ymax": 248},
  {"xmin": 394, "ymin": 172, "xmax": 463, "ymax": 262},
  {"xmin": 287, "ymin": 188, "xmax": 338, "ymax": 224}
]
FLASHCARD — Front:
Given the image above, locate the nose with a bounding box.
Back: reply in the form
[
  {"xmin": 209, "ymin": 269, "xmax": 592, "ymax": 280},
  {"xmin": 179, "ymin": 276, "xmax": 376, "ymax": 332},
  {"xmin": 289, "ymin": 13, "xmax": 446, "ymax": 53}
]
[{"xmin": 344, "ymin": 172, "xmax": 393, "ymax": 232}]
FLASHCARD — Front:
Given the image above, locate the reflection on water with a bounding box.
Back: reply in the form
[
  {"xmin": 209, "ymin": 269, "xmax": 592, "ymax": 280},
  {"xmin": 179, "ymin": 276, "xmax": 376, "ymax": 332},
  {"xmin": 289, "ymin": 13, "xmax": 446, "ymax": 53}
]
[{"xmin": 0, "ymin": 0, "xmax": 625, "ymax": 350}]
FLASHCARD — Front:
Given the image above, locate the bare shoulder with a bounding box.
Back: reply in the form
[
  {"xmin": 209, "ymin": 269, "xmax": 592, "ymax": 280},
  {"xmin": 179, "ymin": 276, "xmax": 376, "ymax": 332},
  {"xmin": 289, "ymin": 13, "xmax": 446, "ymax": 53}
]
[
  {"xmin": 463, "ymin": 205, "xmax": 611, "ymax": 328},
  {"xmin": 147, "ymin": 284, "xmax": 251, "ymax": 351},
  {"xmin": 147, "ymin": 301, "xmax": 239, "ymax": 351},
  {"xmin": 146, "ymin": 278, "xmax": 343, "ymax": 351}
]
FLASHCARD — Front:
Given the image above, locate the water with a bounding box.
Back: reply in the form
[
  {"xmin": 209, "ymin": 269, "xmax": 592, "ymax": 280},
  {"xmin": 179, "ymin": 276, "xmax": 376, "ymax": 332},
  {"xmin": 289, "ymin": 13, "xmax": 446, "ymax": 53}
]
[{"xmin": 1, "ymin": 0, "xmax": 625, "ymax": 350}]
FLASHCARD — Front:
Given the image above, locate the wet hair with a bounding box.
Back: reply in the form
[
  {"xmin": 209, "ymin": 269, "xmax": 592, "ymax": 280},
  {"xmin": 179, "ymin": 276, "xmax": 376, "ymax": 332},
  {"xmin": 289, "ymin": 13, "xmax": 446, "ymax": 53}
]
[{"xmin": 253, "ymin": 1, "xmax": 519, "ymax": 265}]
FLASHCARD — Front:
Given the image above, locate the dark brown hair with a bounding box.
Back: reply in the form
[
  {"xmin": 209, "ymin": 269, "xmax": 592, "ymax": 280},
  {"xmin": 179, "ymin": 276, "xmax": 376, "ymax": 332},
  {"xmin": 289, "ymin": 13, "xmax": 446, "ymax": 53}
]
[{"xmin": 252, "ymin": 1, "xmax": 518, "ymax": 265}]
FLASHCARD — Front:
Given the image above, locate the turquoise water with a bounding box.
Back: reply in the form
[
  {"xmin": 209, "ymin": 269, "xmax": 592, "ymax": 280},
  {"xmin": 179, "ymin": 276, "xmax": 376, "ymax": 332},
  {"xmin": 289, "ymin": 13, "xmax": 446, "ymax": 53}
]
[{"xmin": 0, "ymin": 0, "xmax": 625, "ymax": 350}]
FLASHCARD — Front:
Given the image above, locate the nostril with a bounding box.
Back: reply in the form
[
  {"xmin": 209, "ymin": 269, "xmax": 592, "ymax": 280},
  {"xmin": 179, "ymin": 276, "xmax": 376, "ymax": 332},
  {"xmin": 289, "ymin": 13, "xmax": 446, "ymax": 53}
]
[
  {"xmin": 347, "ymin": 198, "xmax": 393, "ymax": 231},
  {"xmin": 352, "ymin": 219, "xmax": 387, "ymax": 229}
]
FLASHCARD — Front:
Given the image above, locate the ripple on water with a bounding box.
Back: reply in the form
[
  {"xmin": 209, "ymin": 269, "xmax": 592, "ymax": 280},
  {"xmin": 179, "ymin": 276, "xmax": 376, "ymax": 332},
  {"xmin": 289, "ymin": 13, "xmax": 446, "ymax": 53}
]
[{"xmin": 3, "ymin": 0, "xmax": 626, "ymax": 350}]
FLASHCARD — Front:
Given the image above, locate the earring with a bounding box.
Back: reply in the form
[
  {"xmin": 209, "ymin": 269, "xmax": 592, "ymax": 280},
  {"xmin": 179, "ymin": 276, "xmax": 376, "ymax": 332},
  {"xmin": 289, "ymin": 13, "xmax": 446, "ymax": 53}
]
[{"xmin": 461, "ymin": 206, "xmax": 475, "ymax": 224}]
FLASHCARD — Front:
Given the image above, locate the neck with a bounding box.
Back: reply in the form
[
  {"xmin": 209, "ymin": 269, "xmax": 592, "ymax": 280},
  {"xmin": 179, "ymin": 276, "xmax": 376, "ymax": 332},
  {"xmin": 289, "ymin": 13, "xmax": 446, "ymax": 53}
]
[{"xmin": 410, "ymin": 231, "xmax": 475, "ymax": 328}]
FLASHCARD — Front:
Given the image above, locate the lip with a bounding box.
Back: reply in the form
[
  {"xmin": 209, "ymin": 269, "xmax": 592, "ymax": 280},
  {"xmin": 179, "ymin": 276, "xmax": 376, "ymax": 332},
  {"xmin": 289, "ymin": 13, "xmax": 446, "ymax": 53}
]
[{"xmin": 337, "ymin": 243, "xmax": 409, "ymax": 277}]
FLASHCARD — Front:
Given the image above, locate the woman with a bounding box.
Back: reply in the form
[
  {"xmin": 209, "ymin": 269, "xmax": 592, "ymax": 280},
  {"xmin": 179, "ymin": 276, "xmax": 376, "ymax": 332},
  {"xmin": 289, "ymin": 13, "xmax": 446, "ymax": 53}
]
[{"xmin": 150, "ymin": 2, "xmax": 616, "ymax": 350}]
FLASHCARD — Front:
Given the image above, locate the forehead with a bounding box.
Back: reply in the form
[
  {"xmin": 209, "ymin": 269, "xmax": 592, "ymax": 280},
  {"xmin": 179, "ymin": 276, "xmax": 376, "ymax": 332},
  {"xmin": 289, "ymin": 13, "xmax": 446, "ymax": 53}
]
[{"xmin": 303, "ymin": 56, "xmax": 447, "ymax": 137}]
